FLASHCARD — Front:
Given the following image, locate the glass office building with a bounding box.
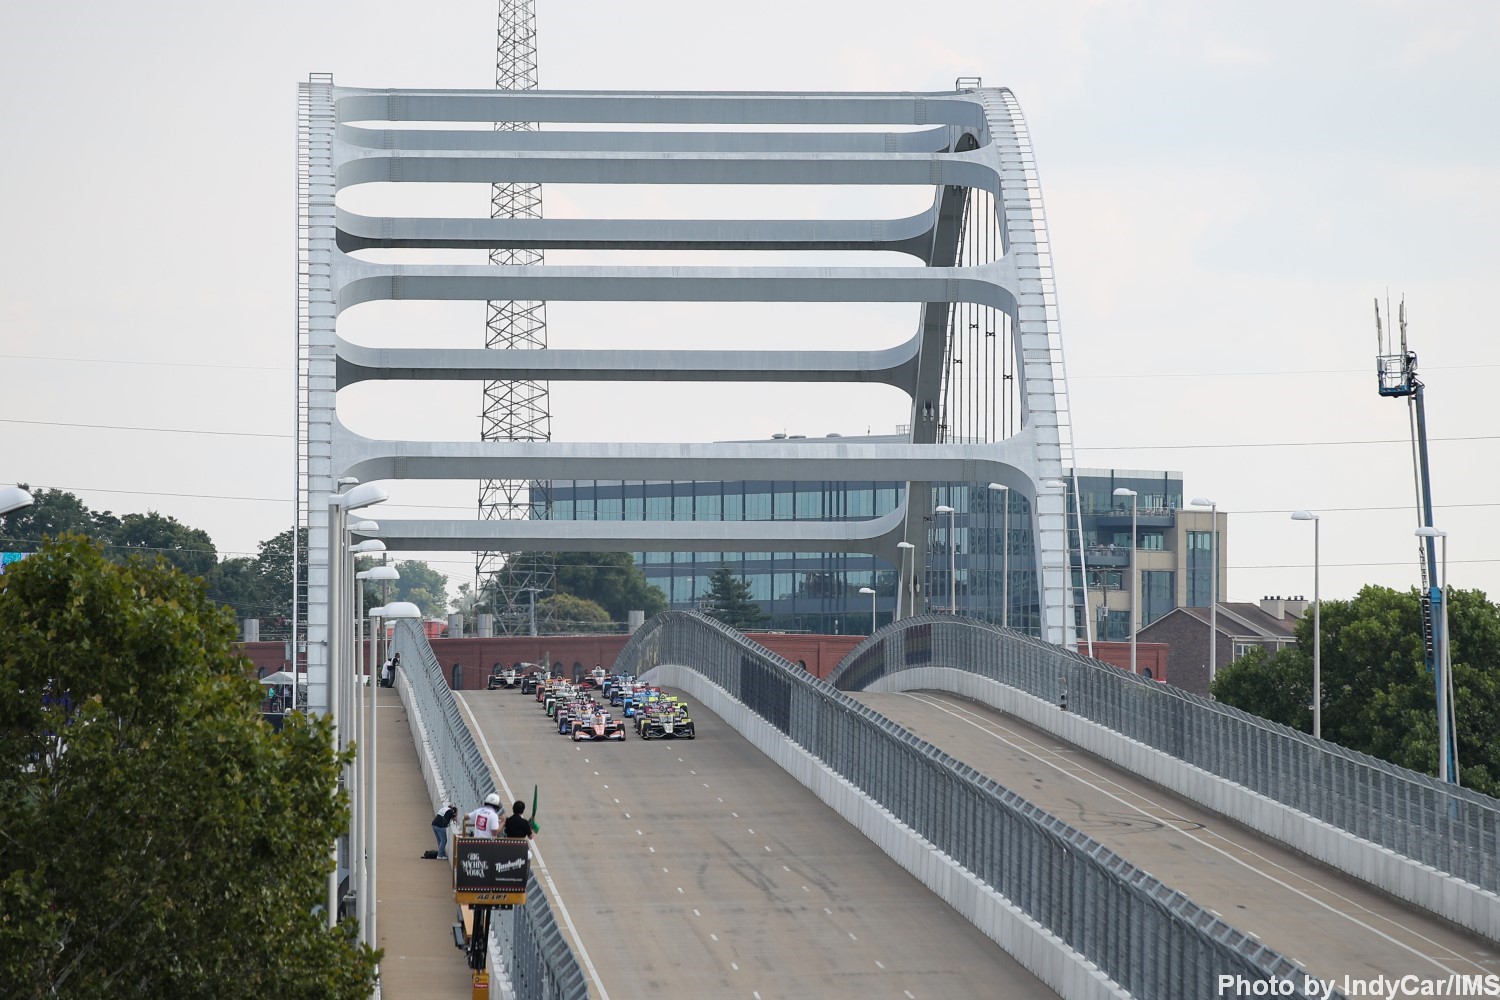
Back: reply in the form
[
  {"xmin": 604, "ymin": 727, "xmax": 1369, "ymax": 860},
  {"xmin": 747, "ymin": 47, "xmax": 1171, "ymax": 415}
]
[{"xmin": 539, "ymin": 457, "xmax": 1219, "ymax": 640}]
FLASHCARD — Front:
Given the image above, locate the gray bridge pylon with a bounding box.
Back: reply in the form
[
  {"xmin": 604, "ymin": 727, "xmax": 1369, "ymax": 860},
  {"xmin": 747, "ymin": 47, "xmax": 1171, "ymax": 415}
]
[{"xmin": 298, "ymin": 82, "xmax": 1080, "ymax": 713}]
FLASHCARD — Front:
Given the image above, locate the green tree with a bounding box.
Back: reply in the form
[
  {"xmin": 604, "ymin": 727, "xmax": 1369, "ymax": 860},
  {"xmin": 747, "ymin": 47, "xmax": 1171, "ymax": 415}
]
[
  {"xmin": 0, "ymin": 485, "xmax": 112, "ymax": 552},
  {"xmin": 0, "ymin": 534, "xmax": 377, "ymax": 998},
  {"xmin": 110, "ymin": 510, "xmax": 218, "ymax": 578},
  {"xmin": 205, "ymin": 554, "xmax": 274, "ymax": 621},
  {"xmin": 1213, "ymin": 585, "xmax": 1500, "ymax": 795},
  {"xmin": 538, "ymin": 593, "xmax": 613, "ymax": 633},
  {"xmin": 389, "ymin": 559, "xmax": 448, "ymax": 618},
  {"xmin": 551, "ymin": 551, "xmax": 666, "ymax": 621},
  {"xmin": 703, "ymin": 563, "xmax": 766, "ymax": 630},
  {"xmin": 488, "ymin": 551, "xmax": 667, "ymax": 625}
]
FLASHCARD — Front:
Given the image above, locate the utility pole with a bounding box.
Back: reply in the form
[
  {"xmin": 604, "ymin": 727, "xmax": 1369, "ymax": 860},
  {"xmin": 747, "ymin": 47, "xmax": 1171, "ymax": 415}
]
[{"xmin": 477, "ymin": 0, "xmax": 555, "ymax": 636}]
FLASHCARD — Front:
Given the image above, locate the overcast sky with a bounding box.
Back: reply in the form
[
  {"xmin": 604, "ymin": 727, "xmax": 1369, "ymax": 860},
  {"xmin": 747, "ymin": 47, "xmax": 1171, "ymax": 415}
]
[{"xmin": 2, "ymin": 0, "xmax": 1495, "ymax": 607}]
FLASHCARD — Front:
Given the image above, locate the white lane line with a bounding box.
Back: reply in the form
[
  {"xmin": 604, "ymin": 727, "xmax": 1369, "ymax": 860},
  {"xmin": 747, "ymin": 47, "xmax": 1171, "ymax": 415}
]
[
  {"xmin": 457, "ymin": 692, "xmax": 611, "ymax": 1000},
  {"xmin": 710, "ymin": 933, "xmax": 718, "ymax": 941},
  {"xmin": 904, "ymin": 691, "xmax": 1479, "ymax": 977},
  {"xmin": 677, "ymin": 887, "xmax": 684, "ymax": 894},
  {"xmin": 731, "ymin": 812, "xmax": 739, "ymax": 818},
  {"xmin": 693, "ymin": 909, "xmax": 701, "ymax": 917},
  {"xmin": 904, "ymin": 991, "xmax": 915, "ymax": 998},
  {"xmin": 782, "ymin": 866, "xmax": 791, "ymax": 872},
  {"xmin": 875, "ymin": 960, "xmax": 885, "ymax": 970},
  {"xmin": 731, "ymin": 962, "xmax": 739, "ymax": 971},
  {"xmin": 648, "ymin": 847, "xmax": 655, "ymax": 853},
  {"xmin": 763, "ymin": 846, "xmax": 772, "ymax": 852}
]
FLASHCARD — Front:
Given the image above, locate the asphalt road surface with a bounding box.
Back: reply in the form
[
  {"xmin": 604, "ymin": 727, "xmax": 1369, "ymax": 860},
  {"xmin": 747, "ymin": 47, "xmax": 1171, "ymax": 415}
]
[
  {"xmin": 456, "ymin": 687, "xmax": 1065, "ymax": 1000},
  {"xmin": 854, "ymin": 690, "xmax": 1500, "ymax": 988}
]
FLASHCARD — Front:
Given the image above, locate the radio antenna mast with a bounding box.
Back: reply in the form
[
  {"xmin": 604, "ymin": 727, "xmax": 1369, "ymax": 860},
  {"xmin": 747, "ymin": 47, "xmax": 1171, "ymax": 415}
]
[
  {"xmin": 1374, "ymin": 297, "xmax": 1456, "ymax": 783},
  {"xmin": 476, "ymin": 0, "xmax": 554, "ymax": 636}
]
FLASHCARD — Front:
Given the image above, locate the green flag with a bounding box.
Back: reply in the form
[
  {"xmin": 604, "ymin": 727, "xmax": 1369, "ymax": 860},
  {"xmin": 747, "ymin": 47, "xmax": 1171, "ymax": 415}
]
[{"xmin": 530, "ymin": 783, "xmax": 540, "ymax": 834}]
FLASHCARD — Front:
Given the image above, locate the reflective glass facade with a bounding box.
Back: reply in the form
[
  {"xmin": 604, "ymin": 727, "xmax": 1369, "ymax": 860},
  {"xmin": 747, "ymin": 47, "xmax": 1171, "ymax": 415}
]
[{"xmin": 538, "ymin": 473, "xmax": 1039, "ymax": 636}]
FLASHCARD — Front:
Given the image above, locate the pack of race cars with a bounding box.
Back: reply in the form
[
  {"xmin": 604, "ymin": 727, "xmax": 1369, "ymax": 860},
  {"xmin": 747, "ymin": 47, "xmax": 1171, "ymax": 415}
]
[{"xmin": 512, "ymin": 669, "xmax": 697, "ymax": 742}]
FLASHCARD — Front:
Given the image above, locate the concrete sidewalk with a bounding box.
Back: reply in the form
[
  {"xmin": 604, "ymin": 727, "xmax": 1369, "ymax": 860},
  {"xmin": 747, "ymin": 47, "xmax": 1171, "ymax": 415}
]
[{"xmin": 371, "ymin": 683, "xmax": 475, "ymax": 997}]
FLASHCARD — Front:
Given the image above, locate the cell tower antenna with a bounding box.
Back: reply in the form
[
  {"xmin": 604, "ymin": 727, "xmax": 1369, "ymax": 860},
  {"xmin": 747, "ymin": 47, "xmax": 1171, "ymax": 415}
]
[
  {"xmin": 476, "ymin": 0, "xmax": 554, "ymax": 637},
  {"xmin": 1374, "ymin": 297, "xmax": 1457, "ymax": 784}
]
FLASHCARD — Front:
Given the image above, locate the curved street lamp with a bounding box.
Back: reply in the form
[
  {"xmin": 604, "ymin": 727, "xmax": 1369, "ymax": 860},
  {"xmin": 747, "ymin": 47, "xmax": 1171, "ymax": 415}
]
[
  {"xmin": 858, "ymin": 586, "xmax": 877, "ymax": 633},
  {"xmin": 364, "ymin": 599, "xmax": 420, "ymax": 951},
  {"xmin": 935, "ymin": 505, "xmax": 956, "ymax": 614},
  {"xmin": 895, "ymin": 541, "xmax": 914, "ymax": 621},
  {"xmin": 0, "ymin": 485, "xmax": 35, "ymax": 516},
  {"xmin": 987, "ymin": 483, "xmax": 1010, "ymax": 628}
]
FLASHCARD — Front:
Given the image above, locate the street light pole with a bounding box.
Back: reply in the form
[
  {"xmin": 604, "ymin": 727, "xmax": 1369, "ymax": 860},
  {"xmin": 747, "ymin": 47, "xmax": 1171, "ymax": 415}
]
[
  {"xmin": 1113, "ymin": 488, "xmax": 1138, "ymax": 674},
  {"xmin": 322, "ymin": 483, "xmax": 386, "ymax": 928},
  {"xmin": 1191, "ymin": 498, "xmax": 1219, "ymax": 692},
  {"xmin": 935, "ymin": 504, "xmax": 956, "ymax": 614},
  {"xmin": 988, "ymin": 484, "xmax": 1009, "ymax": 629},
  {"xmin": 895, "ymin": 541, "xmax": 914, "ymax": 621},
  {"xmin": 367, "ymin": 600, "xmax": 421, "ymax": 960},
  {"xmin": 859, "ymin": 586, "xmax": 877, "ymax": 633},
  {"xmin": 1291, "ymin": 511, "xmax": 1321, "ymax": 739}
]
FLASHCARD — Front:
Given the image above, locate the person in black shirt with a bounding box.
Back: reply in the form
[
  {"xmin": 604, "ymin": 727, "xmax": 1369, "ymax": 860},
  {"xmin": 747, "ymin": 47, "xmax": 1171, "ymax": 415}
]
[
  {"xmin": 431, "ymin": 803, "xmax": 458, "ymax": 859},
  {"xmin": 501, "ymin": 800, "xmax": 534, "ymax": 839}
]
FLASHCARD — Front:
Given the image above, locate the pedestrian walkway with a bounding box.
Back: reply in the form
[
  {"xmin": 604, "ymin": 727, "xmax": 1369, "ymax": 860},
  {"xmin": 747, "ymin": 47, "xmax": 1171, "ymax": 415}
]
[{"xmin": 372, "ymin": 683, "xmax": 474, "ymax": 997}]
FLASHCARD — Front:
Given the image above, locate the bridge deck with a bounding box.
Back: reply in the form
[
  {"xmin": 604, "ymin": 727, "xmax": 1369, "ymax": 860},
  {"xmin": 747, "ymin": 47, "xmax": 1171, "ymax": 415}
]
[
  {"xmin": 455, "ymin": 686, "xmax": 1063, "ymax": 1000},
  {"xmin": 373, "ymin": 684, "xmax": 475, "ymax": 997},
  {"xmin": 854, "ymin": 690, "xmax": 1500, "ymax": 986}
]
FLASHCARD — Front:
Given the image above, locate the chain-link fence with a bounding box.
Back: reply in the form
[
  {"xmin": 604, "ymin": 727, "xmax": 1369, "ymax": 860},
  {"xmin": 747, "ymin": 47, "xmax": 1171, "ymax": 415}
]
[
  {"xmin": 394, "ymin": 619, "xmax": 589, "ymax": 1000},
  {"xmin": 828, "ymin": 614, "xmax": 1500, "ymax": 897},
  {"xmin": 617, "ymin": 612, "xmax": 1333, "ymax": 1000}
]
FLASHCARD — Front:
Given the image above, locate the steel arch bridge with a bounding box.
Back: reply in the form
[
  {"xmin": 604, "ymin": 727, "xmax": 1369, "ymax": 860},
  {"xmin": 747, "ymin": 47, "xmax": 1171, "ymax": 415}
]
[{"xmin": 297, "ymin": 80, "xmax": 1081, "ymax": 712}]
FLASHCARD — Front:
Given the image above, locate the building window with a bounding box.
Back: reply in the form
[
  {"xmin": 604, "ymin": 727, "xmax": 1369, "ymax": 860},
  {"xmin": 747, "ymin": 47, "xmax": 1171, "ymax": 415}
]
[
  {"xmin": 1140, "ymin": 532, "xmax": 1164, "ymax": 550},
  {"xmin": 646, "ymin": 495, "xmax": 671, "ymax": 521},
  {"xmin": 1142, "ymin": 570, "xmax": 1173, "ymax": 625},
  {"xmin": 745, "ymin": 493, "xmax": 770, "ymax": 520},
  {"xmin": 1187, "ymin": 530, "xmax": 1214, "ymax": 606},
  {"xmin": 695, "ymin": 493, "xmax": 721, "ymax": 519}
]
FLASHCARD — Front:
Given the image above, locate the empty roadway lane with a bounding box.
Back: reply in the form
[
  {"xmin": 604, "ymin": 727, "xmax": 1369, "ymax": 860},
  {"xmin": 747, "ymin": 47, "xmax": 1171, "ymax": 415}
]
[
  {"xmin": 456, "ymin": 687, "xmax": 1063, "ymax": 1000},
  {"xmin": 854, "ymin": 690, "xmax": 1500, "ymax": 988}
]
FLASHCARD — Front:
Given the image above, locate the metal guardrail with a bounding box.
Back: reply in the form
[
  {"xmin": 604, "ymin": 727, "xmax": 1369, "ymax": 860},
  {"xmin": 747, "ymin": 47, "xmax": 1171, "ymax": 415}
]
[
  {"xmin": 394, "ymin": 619, "xmax": 589, "ymax": 1000},
  {"xmin": 615, "ymin": 612, "xmax": 1329, "ymax": 1000},
  {"xmin": 829, "ymin": 614, "xmax": 1500, "ymax": 897}
]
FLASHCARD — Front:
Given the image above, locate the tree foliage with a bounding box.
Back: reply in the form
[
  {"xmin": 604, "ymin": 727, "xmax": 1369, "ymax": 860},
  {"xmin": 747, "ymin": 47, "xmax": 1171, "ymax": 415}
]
[
  {"xmin": 0, "ymin": 535, "xmax": 378, "ymax": 997},
  {"xmin": 1213, "ymin": 584, "xmax": 1500, "ymax": 796},
  {"xmin": 484, "ymin": 551, "xmax": 667, "ymax": 631},
  {"xmin": 703, "ymin": 563, "xmax": 766, "ymax": 630},
  {"xmin": 538, "ymin": 593, "xmax": 613, "ymax": 633}
]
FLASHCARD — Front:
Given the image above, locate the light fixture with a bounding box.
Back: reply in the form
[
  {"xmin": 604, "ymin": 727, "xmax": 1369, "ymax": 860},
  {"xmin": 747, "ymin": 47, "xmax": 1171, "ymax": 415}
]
[
  {"xmin": 858, "ymin": 586, "xmax": 877, "ymax": 634},
  {"xmin": 934, "ymin": 505, "xmax": 956, "ymax": 614},
  {"xmin": 0, "ymin": 486, "xmax": 34, "ymax": 516},
  {"xmin": 988, "ymin": 484, "xmax": 1010, "ymax": 629},
  {"xmin": 895, "ymin": 541, "xmax": 914, "ymax": 621}
]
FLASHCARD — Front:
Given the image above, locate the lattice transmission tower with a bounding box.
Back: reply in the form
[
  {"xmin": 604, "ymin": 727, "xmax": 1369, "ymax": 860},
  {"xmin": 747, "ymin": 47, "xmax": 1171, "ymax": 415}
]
[{"xmin": 476, "ymin": 0, "xmax": 554, "ymax": 635}]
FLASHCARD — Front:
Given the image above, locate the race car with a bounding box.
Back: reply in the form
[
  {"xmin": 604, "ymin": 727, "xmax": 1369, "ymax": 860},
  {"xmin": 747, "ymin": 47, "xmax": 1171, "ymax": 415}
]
[
  {"xmin": 487, "ymin": 666, "xmax": 520, "ymax": 690},
  {"xmin": 637, "ymin": 702, "xmax": 695, "ymax": 740},
  {"xmin": 571, "ymin": 709, "xmax": 626, "ymax": 742}
]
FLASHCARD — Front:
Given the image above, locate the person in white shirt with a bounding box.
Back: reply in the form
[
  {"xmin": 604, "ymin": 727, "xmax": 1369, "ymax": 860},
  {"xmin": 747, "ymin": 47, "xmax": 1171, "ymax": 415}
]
[{"xmin": 466, "ymin": 792, "xmax": 504, "ymax": 838}]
